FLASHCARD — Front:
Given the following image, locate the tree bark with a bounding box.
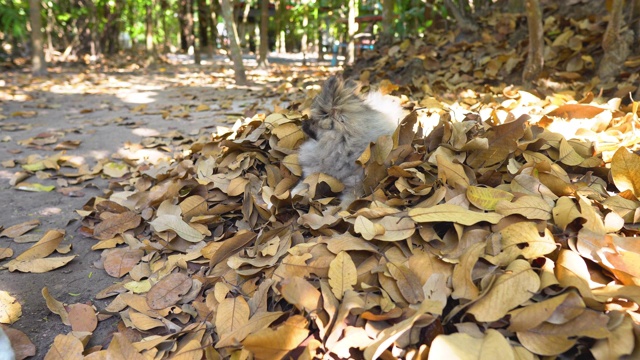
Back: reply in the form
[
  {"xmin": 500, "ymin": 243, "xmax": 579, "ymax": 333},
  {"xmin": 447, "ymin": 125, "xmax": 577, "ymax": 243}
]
[
  {"xmin": 443, "ymin": 0, "xmax": 478, "ymax": 32},
  {"xmin": 276, "ymin": 0, "xmax": 286, "ymax": 53},
  {"xmin": 522, "ymin": 0, "xmax": 543, "ymax": 83},
  {"xmin": 210, "ymin": 0, "xmax": 221, "ymax": 52},
  {"xmin": 192, "ymin": 0, "xmax": 201, "ymax": 64},
  {"xmin": 29, "ymin": 0, "xmax": 47, "ymax": 76},
  {"xmin": 346, "ymin": 0, "xmax": 357, "ymax": 65},
  {"xmin": 221, "ymin": 0, "xmax": 247, "ymax": 85},
  {"xmin": 257, "ymin": 0, "xmax": 269, "ymax": 67},
  {"xmin": 379, "ymin": 0, "xmax": 395, "ymax": 46},
  {"xmin": 598, "ymin": 0, "xmax": 630, "ymax": 81},
  {"xmin": 146, "ymin": 0, "xmax": 155, "ymax": 54},
  {"xmin": 633, "ymin": 0, "xmax": 640, "ymax": 52}
]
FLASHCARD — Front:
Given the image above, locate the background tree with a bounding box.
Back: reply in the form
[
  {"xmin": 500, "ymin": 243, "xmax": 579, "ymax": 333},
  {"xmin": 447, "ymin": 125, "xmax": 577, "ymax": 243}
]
[
  {"xmin": 258, "ymin": 0, "xmax": 269, "ymax": 67},
  {"xmin": 379, "ymin": 0, "xmax": 395, "ymax": 46},
  {"xmin": 28, "ymin": 0, "xmax": 47, "ymax": 75},
  {"xmin": 346, "ymin": 0, "xmax": 357, "ymax": 64},
  {"xmin": 522, "ymin": 0, "xmax": 543, "ymax": 83},
  {"xmin": 220, "ymin": 0, "xmax": 247, "ymax": 85},
  {"xmin": 598, "ymin": 0, "xmax": 630, "ymax": 81}
]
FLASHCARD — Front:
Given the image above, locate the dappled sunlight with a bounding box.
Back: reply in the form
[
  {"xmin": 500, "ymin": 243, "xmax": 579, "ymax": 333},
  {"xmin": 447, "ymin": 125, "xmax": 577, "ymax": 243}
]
[{"xmin": 37, "ymin": 207, "xmax": 62, "ymax": 216}]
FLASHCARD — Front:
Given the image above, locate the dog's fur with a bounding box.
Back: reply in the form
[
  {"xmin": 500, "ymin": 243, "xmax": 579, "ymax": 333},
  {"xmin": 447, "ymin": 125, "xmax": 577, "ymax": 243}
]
[{"xmin": 297, "ymin": 76, "xmax": 405, "ymax": 205}]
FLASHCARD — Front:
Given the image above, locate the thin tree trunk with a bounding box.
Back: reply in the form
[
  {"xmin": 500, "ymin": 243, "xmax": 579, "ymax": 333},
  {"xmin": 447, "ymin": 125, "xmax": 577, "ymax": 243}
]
[
  {"xmin": 146, "ymin": 0, "xmax": 155, "ymax": 54},
  {"xmin": 179, "ymin": 0, "xmax": 189, "ymax": 51},
  {"xmin": 301, "ymin": 12, "xmax": 308, "ymax": 55},
  {"xmin": 221, "ymin": 0, "xmax": 247, "ymax": 85},
  {"xmin": 346, "ymin": 0, "xmax": 357, "ymax": 65},
  {"xmin": 380, "ymin": 0, "xmax": 395, "ymax": 46},
  {"xmin": 634, "ymin": 0, "xmax": 640, "ymax": 51},
  {"xmin": 276, "ymin": 0, "xmax": 286, "ymax": 53},
  {"xmin": 210, "ymin": 0, "xmax": 221, "ymax": 52},
  {"xmin": 191, "ymin": 0, "xmax": 200, "ymax": 64},
  {"xmin": 239, "ymin": 1, "xmax": 251, "ymax": 49},
  {"xmin": 522, "ymin": 0, "xmax": 543, "ymax": 83},
  {"xmin": 29, "ymin": 0, "xmax": 47, "ymax": 75},
  {"xmin": 257, "ymin": 0, "xmax": 269, "ymax": 67},
  {"xmin": 197, "ymin": 0, "xmax": 211, "ymax": 57},
  {"xmin": 598, "ymin": 0, "xmax": 630, "ymax": 80}
]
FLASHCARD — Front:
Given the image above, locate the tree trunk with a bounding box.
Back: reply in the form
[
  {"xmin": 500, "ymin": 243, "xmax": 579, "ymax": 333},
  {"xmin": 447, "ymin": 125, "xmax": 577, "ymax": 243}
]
[
  {"xmin": 179, "ymin": 0, "xmax": 189, "ymax": 51},
  {"xmin": 192, "ymin": 0, "xmax": 201, "ymax": 64},
  {"xmin": 276, "ymin": 0, "xmax": 286, "ymax": 53},
  {"xmin": 221, "ymin": 0, "xmax": 247, "ymax": 85},
  {"xmin": 443, "ymin": 0, "xmax": 478, "ymax": 32},
  {"xmin": 29, "ymin": 0, "xmax": 47, "ymax": 76},
  {"xmin": 598, "ymin": 0, "xmax": 630, "ymax": 81},
  {"xmin": 346, "ymin": 0, "xmax": 357, "ymax": 65},
  {"xmin": 146, "ymin": 0, "xmax": 155, "ymax": 55},
  {"xmin": 257, "ymin": 0, "xmax": 269, "ymax": 67},
  {"xmin": 301, "ymin": 12, "xmax": 308, "ymax": 55},
  {"xmin": 210, "ymin": 0, "xmax": 221, "ymax": 52},
  {"xmin": 380, "ymin": 0, "xmax": 395, "ymax": 46},
  {"xmin": 197, "ymin": 0, "xmax": 211, "ymax": 57},
  {"xmin": 522, "ymin": 0, "xmax": 543, "ymax": 83}
]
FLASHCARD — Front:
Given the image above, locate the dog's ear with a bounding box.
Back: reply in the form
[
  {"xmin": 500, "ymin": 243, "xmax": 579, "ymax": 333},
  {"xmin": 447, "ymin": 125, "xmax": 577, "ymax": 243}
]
[{"xmin": 312, "ymin": 76, "xmax": 362, "ymax": 120}]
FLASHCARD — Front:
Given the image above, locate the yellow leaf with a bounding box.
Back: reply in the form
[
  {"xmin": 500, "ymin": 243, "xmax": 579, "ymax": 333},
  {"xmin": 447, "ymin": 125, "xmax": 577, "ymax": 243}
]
[
  {"xmin": 215, "ymin": 296, "xmax": 250, "ymax": 335},
  {"xmin": 611, "ymin": 147, "xmax": 640, "ymax": 197},
  {"xmin": 428, "ymin": 330, "xmax": 516, "ymax": 360},
  {"xmin": 243, "ymin": 315, "xmax": 309, "ymax": 360},
  {"xmin": 409, "ymin": 204, "xmax": 503, "ymax": 225},
  {"xmin": 328, "ymin": 252, "xmax": 357, "ymax": 300},
  {"xmin": 0, "ymin": 291, "xmax": 22, "ymax": 324},
  {"xmin": 466, "ymin": 186, "xmax": 514, "ymax": 210},
  {"xmin": 495, "ymin": 195, "xmax": 552, "ymax": 220},
  {"xmin": 467, "ymin": 259, "xmax": 540, "ymax": 322},
  {"xmin": 44, "ymin": 334, "xmax": 84, "ymax": 360},
  {"xmin": 354, "ymin": 215, "xmax": 385, "ymax": 240}
]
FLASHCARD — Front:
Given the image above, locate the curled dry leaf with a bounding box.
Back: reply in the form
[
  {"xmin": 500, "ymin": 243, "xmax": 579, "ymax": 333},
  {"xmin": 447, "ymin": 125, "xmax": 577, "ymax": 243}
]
[{"xmin": 0, "ymin": 219, "xmax": 40, "ymax": 238}]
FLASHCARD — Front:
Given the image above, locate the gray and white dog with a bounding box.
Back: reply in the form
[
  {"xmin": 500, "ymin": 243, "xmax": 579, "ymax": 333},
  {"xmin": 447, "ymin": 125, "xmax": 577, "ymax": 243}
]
[{"xmin": 296, "ymin": 76, "xmax": 405, "ymax": 206}]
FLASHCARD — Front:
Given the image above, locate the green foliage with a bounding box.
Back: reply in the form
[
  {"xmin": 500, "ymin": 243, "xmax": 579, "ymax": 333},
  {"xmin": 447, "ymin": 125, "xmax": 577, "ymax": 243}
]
[{"xmin": 0, "ymin": 0, "xmax": 28, "ymax": 39}]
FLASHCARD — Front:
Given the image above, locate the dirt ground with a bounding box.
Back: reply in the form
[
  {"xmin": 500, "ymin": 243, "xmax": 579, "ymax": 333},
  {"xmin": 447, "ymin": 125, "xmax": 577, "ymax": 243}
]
[{"xmin": 0, "ymin": 53, "xmax": 332, "ymax": 358}]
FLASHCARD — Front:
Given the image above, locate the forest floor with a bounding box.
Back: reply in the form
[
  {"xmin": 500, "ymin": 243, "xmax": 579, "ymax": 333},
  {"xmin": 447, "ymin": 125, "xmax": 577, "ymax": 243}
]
[{"xmin": 0, "ymin": 52, "xmax": 334, "ymax": 357}]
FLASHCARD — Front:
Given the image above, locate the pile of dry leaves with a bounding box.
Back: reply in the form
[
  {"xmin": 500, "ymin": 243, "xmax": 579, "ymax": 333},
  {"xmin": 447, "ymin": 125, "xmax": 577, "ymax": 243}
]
[{"xmin": 4, "ymin": 78, "xmax": 638, "ymax": 359}]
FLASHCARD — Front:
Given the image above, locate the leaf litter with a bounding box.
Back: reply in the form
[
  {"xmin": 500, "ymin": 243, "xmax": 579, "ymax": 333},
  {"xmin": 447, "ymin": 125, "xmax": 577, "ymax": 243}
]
[{"xmin": 1, "ymin": 8, "xmax": 640, "ymax": 358}]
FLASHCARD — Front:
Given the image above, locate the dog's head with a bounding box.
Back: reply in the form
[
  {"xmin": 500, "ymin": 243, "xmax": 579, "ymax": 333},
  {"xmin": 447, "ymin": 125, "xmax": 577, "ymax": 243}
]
[{"xmin": 302, "ymin": 76, "xmax": 368, "ymax": 140}]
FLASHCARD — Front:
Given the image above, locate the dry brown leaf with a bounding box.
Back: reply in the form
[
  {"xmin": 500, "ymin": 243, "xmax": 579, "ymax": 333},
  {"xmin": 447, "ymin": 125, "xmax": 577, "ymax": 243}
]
[
  {"xmin": 148, "ymin": 214, "xmax": 205, "ymax": 242},
  {"xmin": 428, "ymin": 330, "xmax": 519, "ymax": 360},
  {"xmin": 105, "ymin": 333, "xmax": 146, "ymax": 360},
  {"xmin": 67, "ymin": 303, "xmax": 98, "ymax": 332},
  {"xmin": 242, "ymin": 315, "xmax": 309, "ymax": 360},
  {"xmin": 467, "ymin": 259, "xmax": 540, "ymax": 322},
  {"xmin": 7, "ymin": 256, "xmax": 76, "ymax": 273},
  {"xmin": 611, "ymin": 147, "xmax": 640, "ymax": 197},
  {"xmin": 409, "ymin": 204, "xmax": 503, "ymax": 225},
  {"xmin": 0, "ymin": 291, "xmax": 21, "ymax": 324},
  {"xmin": 279, "ymin": 277, "xmax": 321, "ymax": 313},
  {"xmin": 215, "ymin": 296, "xmax": 250, "ymax": 336},
  {"xmin": 103, "ymin": 248, "xmax": 145, "ymax": 278},
  {"xmin": 146, "ymin": 272, "xmax": 193, "ymax": 310},
  {"xmin": 11, "ymin": 229, "xmax": 64, "ymax": 262},
  {"xmin": 41, "ymin": 287, "xmax": 70, "ymax": 326},
  {"xmin": 466, "ymin": 186, "xmax": 514, "ymax": 210},
  {"xmin": 328, "ymin": 252, "xmax": 357, "ymax": 300},
  {"xmin": 2, "ymin": 324, "xmax": 36, "ymax": 359},
  {"xmin": 44, "ymin": 333, "xmax": 84, "ymax": 360},
  {"xmin": 0, "ymin": 219, "xmax": 40, "ymax": 238},
  {"xmin": 94, "ymin": 212, "xmax": 141, "ymax": 240}
]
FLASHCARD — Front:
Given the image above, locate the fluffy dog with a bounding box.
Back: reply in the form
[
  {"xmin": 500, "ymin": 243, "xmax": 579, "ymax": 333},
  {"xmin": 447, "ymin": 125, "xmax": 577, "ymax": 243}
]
[{"xmin": 296, "ymin": 76, "xmax": 405, "ymax": 206}]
